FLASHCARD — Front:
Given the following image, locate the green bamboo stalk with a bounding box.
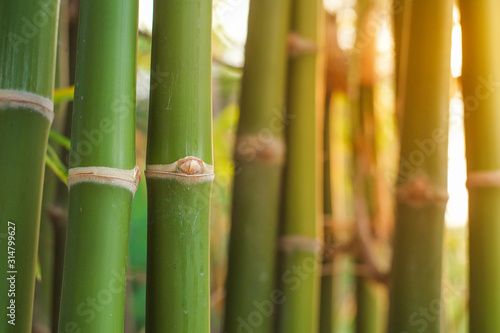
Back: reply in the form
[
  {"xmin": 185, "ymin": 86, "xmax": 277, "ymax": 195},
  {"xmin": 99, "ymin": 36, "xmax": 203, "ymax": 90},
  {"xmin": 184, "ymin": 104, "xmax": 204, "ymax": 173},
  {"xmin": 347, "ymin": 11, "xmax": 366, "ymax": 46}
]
[
  {"xmin": 144, "ymin": 0, "xmax": 213, "ymax": 331},
  {"xmin": 0, "ymin": 1, "xmax": 60, "ymax": 331},
  {"xmin": 276, "ymin": 1, "xmax": 324, "ymax": 332},
  {"xmin": 33, "ymin": 2, "xmax": 70, "ymax": 331},
  {"xmin": 460, "ymin": 0, "xmax": 500, "ymax": 331},
  {"xmin": 57, "ymin": 0, "xmax": 138, "ymax": 331},
  {"xmin": 387, "ymin": 0, "xmax": 453, "ymax": 332},
  {"xmin": 223, "ymin": 0, "xmax": 291, "ymax": 332}
]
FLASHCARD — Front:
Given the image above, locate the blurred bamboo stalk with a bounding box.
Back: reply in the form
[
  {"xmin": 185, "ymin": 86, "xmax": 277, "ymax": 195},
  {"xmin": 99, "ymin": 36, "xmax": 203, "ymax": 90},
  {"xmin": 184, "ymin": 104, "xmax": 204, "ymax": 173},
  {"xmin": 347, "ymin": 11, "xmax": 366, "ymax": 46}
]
[
  {"xmin": 461, "ymin": 0, "xmax": 500, "ymax": 331},
  {"xmin": 387, "ymin": 0, "xmax": 453, "ymax": 332},
  {"xmin": 223, "ymin": 0, "xmax": 291, "ymax": 332},
  {"xmin": 319, "ymin": 94, "xmax": 335, "ymax": 333},
  {"xmin": 276, "ymin": 0, "xmax": 324, "ymax": 332}
]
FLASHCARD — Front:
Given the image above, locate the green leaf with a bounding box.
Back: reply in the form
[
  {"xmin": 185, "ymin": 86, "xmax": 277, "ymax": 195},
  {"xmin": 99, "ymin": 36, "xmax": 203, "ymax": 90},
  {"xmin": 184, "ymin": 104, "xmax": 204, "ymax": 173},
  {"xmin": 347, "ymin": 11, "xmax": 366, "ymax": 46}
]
[
  {"xmin": 45, "ymin": 144, "xmax": 68, "ymax": 186},
  {"xmin": 49, "ymin": 130, "xmax": 71, "ymax": 150},
  {"xmin": 54, "ymin": 86, "xmax": 74, "ymax": 105}
]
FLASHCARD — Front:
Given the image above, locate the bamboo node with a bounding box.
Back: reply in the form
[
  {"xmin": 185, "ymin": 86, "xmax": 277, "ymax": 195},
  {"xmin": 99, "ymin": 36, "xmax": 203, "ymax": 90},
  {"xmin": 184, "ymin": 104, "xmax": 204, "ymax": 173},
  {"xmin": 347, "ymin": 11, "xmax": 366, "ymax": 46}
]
[
  {"xmin": 280, "ymin": 236, "xmax": 323, "ymax": 255},
  {"xmin": 288, "ymin": 33, "xmax": 318, "ymax": 57},
  {"xmin": 67, "ymin": 166, "xmax": 141, "ymax": 194},
  {"xmin": 396, "ymin": 175, "xmax": 448, "ymax": 206},
  {"xmin": 467, "ymin": 169, "xmax": 500, "ymax": 188},
  {"xmin": 0, "ymin": 89, "xmax": 54, "ymax": 122},
  {"xmin": 234, "ymin": 135, "xmax": 285, "ymax": 164}
]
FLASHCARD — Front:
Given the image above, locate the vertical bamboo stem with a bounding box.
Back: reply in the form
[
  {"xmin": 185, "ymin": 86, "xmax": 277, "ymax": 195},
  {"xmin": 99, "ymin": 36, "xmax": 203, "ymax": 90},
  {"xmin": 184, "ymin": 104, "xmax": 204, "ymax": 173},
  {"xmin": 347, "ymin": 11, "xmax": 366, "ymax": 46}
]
[
  {"xmin": 319, "ymin": 94, "xmax": 335, "ymax": 333},
  {"xmin": 0, "ymin": 2, "xmax": 60, "ymax": 331},
  {"xmin": 223, "ymin": 0, "xmax": 291, "ymax": 332},
  {"xmin": 57, "ymin": 0, "xmax": 138, "ymax": 331},
  {"xmin": 276, "ymin": 0, "xmax": 324, "ymax": 332},
  {"xmin": 144, "ymin": 0, "xmax": 213, "ymax": 331},
  {"xmin": 460, "ymin": 0, "xmax": 500, "ymax": 331},
  {"xmin": 387, "ymin": 0, "xmax": 453, "ymax": 332},
  {"xmin": 33, "ymin": 2, "xmax": 70, "ymax": 330}
]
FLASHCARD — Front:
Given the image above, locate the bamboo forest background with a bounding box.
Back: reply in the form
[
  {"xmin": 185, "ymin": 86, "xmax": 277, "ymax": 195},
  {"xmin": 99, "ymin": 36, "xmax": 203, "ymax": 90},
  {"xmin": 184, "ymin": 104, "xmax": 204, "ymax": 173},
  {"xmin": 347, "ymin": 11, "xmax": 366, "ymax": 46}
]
[{"xmin": 3, "ymin": 0, "xmax": 471, "ymax": 331}]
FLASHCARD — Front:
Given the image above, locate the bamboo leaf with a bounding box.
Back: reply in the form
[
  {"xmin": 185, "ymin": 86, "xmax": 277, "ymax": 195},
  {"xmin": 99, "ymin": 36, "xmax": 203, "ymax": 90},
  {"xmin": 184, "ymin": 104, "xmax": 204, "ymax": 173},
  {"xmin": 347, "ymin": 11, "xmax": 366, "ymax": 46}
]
[
  {"xmin": 53, "ymin": 86, "xmax": 74, "ymax": 105},
  {"xmin": 45, "ymin": 145, "xmax": 68, "ymax": 186},
  {"xmin": 49, "ymin": 130, "xmax": 71, "ymax": 150}
]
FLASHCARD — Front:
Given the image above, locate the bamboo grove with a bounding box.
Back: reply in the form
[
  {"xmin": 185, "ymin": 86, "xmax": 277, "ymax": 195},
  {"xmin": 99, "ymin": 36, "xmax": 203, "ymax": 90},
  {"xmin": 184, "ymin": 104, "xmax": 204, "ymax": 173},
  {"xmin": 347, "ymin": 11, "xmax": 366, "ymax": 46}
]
[{"xmin": 0, "ymin": 0, "xmax": 496, "ymax": 332}]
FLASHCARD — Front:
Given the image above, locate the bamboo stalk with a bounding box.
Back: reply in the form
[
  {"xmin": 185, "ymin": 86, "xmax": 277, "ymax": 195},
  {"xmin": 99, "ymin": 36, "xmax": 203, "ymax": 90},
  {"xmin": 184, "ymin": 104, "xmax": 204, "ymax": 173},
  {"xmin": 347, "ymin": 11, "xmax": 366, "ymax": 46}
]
[
  {"xmin": 319, "ymin": 94, "xmax": 335, "ymax": 333},
  {"xmin": 223, "ymin": 0, "xmax": 291, "ymax": 332},
  {"xmin": 276, "ymin": 0, "xmax": 324, "ymax": 332},
  {"xmin": 144, "ymin": 0, "xmax": 213, "ymax": 331},
  {"xmin": 57, "ymin": 0, "xmax": 138, "ymax": 331},
  {"xmin": 33, "ymin": 2, "xmax": 71, "ymax": 331},
  {"xmin": 460, "ymin": 0, "xmax": 500, "ymax": 331},
  {"xmin": 387, "ymin": 0, "xmax": 453, "ymax": 332},
  {"xmin": 0, "ymin": 1, "xmax": 60, "ymax": 331}
]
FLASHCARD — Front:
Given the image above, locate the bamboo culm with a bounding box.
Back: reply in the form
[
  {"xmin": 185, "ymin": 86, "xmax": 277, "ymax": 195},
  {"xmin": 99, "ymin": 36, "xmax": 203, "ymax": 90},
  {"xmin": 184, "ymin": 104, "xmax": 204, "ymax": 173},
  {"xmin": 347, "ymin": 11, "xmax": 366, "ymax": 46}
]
[
  {"xmin": 145, "ymin": 0, "xmax": 213, "ymax": 331},
  {"xmin": 387, "ymin": 0, "xmax": 453, "ymax": 332},
  {"xmin": 461, "ymin": 0, "xmax": 500, "ymax": 331},
  {"xmin": 58, "ymin": 0, "xmax": 138, "ymax": 331},
  {"xmin": 223, "ymin": 0, "xmax": 291, "ymax": 332},
  {"xmin": 276, "ymin": 0, "xmax": 324, "ymax": 332},
  {"xmin": 0, "ymin": 2, "xmax": 60, "ymax": 331}
]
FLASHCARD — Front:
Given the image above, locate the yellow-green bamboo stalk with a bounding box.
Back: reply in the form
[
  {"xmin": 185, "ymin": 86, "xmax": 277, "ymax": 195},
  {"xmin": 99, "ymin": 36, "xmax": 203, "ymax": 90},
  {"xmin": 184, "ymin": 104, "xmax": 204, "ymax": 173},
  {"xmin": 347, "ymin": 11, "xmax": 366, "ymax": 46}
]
[
  {"xmin": 276, "ymin": 1, "xmax": 324, "ymax": 332},
  {"xmin": 460, "ymin": 0, "xmax": 500, "ymax": 331},
  {"xmin": 387, "ymin": 0, "xmax": 453, "ymax": 332}
]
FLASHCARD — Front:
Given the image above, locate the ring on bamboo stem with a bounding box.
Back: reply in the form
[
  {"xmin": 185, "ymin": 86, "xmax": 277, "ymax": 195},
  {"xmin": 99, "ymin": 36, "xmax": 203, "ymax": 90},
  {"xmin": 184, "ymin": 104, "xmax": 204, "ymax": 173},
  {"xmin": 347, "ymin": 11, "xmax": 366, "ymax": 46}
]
[
  {"xmin": 466, "ymin": 170, "xmax": 500, "ymax": 188},
  {"xmin": 396, "ymin": 175, "xmax": 448, "ymax": 206},
  {"xmin": 67, "ymin": 166, "xmax": 141, "ymax": 193},
  {"xmin": 288, "ymin": 32, "xmax": 318, "ymax": 57},
  {"xmin": 280, "ymin": 235, "xmax": 323, "ymax": 255},
  {"xmin": 145, "ymin": 156, "xmax": 215, "ymax": 183},
  {"xmin": 0, "ymin": 89, "xmax": 54, "ymax": 122},
  {"xmin": 234, "ymin": 135, "xmax": 286, "ymax": 164}
]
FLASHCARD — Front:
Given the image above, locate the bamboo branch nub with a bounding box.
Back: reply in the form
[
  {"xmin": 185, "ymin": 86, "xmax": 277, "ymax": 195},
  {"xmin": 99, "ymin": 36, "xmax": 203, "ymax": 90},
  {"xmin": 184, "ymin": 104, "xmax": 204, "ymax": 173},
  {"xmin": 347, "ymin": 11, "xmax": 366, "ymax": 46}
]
[
  {"xmin": 145, "ymin": 156, "xmax": 215, "ymax": 183},
  {"xmin": 177, "ymin": 157, "xmax": 204, "ymax": 175}
]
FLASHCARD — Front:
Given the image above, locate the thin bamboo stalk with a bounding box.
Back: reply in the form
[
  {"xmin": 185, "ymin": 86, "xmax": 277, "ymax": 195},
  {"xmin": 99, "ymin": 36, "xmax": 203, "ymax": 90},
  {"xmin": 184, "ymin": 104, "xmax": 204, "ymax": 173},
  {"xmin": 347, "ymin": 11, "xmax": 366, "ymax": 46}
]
[
  {"xmin": 276, "ymin": 0, "xmax": 324, "ymax": 332},
  {"xmin": 319, "ymin": 94, "xmax": 335, "ymax": 333},
  {"xmin": 144, "ymin": 0, "xmax": 213, "ymax": 331},
  {"xmin": 33, "ymin": 2, "xmax": 70, "ymax": 330},
  {"xmin": 387, "ymin": 0, "xmax": 453, "ymax": 332},
  {"xmin": 57, "ymin": 0, "xmax": 138, "ymax": 331},
  {"xmin": 0, "ymin": 1, "xmax": 60, "ymax": 331},
  {"xmin": 460, "ymin": 0, "xmax": 500, "ymax": 331},
  {"xmin": 223, "ymin": 0, "xmax": 291, "ymax": 332}
]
